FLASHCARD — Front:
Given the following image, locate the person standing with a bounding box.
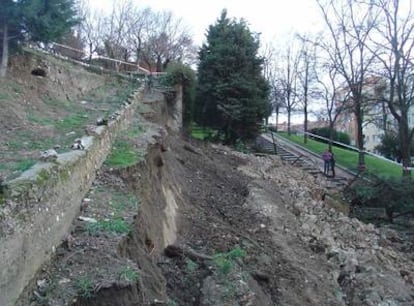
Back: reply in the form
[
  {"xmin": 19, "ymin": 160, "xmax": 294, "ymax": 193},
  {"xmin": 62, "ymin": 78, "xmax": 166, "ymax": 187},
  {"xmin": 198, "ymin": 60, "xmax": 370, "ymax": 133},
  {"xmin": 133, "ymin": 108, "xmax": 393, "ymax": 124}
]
[
  {"xmin": 322, "ymin": 149, "xmax": 332, "ymax": 175},
  {"xmin": 330, "ymin": 149, "xmax": 335, "ymax": 178}
]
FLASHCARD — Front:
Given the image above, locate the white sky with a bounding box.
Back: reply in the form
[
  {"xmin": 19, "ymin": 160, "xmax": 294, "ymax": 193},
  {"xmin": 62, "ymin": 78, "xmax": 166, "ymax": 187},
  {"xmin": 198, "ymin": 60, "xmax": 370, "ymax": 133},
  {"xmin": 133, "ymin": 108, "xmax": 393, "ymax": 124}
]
[{"xmin": 90, "ymin": 0, "xmax": 323, "ymax": 46}]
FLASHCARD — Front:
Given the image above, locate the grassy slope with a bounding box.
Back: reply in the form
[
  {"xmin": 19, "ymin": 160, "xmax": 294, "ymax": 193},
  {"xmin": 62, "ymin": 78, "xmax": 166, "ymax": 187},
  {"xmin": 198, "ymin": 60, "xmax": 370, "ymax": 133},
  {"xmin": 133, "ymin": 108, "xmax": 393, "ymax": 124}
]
[{"xmin": 279, "ymin": 132, "xmax": 402, "ymax": 178}]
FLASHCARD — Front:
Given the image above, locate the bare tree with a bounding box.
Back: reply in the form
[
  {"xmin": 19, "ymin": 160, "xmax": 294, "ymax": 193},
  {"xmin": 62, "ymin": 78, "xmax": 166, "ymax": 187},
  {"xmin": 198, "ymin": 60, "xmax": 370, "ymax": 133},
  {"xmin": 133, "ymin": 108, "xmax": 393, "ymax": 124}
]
[
  {"xmin": 78, "ymin": 1, "xmax": 196, "ymax": 72},
  {"xmin": 316, "ymin": 0, "xmax": 378, "ymax": 170},
  {"xmin": 79, "ymin": 0, "xmax": 104, "ymax": 62},
  {"xmin": 278, "ymin": 43, "xmax": 301, "ymax": 135},
  {"xmin": 126, "ymin": 7, "xmax": 154, "ymax": 65},
  {"xmin": 316, "ymin": 64, "xmax": 350, "ymax": 149},
  {"xmin": 141, "ymin": 11, "xmax": 195, "ymax": 72},
  {"xmin": 296, "ymin": 35, "xmax": 318, "ymax": 143},
  {"xmin": 102, "ymin": 0, "xmax": 133, "ymax": 65},
  {"xmin": 368, "ymin": 0, "xmax": 414, "ymax": 176},
  {"xmin": 262, "ymin": 43, "xmax": 284, "ymax": 129}
]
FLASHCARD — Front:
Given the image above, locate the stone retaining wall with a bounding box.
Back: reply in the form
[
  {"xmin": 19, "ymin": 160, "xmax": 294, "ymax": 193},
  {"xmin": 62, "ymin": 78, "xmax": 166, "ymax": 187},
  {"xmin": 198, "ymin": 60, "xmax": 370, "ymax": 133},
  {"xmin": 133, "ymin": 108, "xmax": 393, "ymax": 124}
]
[{"xmin": 0, "ymin": 87, "xmax": 144, "ymax": 306}]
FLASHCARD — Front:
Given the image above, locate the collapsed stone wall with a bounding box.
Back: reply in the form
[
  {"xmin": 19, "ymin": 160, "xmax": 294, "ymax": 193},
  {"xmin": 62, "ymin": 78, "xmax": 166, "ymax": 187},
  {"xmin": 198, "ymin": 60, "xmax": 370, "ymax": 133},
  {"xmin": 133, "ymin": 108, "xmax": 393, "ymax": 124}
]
[
  {"xmin": 238, "ymin": 152, "xmax": 414, "ymax": 305},
  {"xmin": 0, "ymin": 87, "xmax": 144, "ymax": 306}
]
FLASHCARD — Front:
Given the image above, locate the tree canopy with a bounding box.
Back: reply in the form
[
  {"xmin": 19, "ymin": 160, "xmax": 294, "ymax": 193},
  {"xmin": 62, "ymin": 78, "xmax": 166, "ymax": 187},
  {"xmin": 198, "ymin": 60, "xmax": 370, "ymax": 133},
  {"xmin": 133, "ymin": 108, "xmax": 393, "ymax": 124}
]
[
  {"xmin": 21, "ymin": 0, "xmax": 78, "ymax": 43},
  {"xmin": 0, "ymin": 0, "xmax": 78, "ymax": 77},
  {"xmin": 195, "ymin": 10, "xmax": 270, "ymax": 143}
]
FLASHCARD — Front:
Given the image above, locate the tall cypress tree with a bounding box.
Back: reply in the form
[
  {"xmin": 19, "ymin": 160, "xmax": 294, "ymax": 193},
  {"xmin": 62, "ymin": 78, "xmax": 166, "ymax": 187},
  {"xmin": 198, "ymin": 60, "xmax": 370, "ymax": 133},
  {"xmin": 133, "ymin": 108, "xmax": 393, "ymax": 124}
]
[{"xmin": 195, "ymin": 10, "xmax": 270, "ymax": 143}]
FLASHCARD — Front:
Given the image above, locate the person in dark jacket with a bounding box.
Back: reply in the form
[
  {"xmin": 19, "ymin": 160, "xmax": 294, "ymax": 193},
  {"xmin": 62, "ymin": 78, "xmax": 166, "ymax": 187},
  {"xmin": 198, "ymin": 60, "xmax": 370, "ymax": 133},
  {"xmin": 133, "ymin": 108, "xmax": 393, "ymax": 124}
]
[
  {"xmin": 322, "ymin": 149, "xmax": 332, "ymax": 175},
  {"xmin": 330, "ymin": 150, "xmax": 335, "ymax": 178}
]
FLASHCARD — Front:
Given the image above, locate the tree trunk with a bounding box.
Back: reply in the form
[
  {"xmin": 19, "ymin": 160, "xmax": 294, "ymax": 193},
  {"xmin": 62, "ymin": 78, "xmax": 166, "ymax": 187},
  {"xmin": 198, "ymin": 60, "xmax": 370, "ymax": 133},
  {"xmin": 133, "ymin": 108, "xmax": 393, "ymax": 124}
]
[
  {"xmin": 303, "ymin": 61, "xmax": 309, "ymax": 144},
  {"xmin": 88, "ymin": 42, "xmax": 93, "ymax": 62},
  {"xmin": 287, "ymin": 108, "xmax": 291, "ymax": 135},
  {"xmin": 156, "ymin": 55, "xmax": 162, "ymax": 72},
  {"xmin": 275, "ymin": 107, "xmax": 279, "ymax": 132},
  {"xmin": 355, "ymin": 103, "xmax": 365, "ymax": 171},
  {"xmin": 0, "ymin": 23, "xmax": 9, "ymax": 78},
  {"xmin": 329, "ymin": 123, "xmax": 334, "ymax": 151},
  {"xmin": 399, "ymin": 117, "xmax": 412, "ymax": 177},
  {"xmin": 304, "ymin": 104, "xmax": 308, "ymax": 144}
]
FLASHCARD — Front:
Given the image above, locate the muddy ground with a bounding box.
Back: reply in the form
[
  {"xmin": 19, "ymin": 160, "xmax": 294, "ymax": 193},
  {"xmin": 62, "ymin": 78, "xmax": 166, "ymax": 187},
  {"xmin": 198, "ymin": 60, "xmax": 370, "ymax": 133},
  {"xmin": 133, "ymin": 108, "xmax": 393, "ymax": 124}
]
[
  {"xmin": 4, "ymin": 52, "xmax": 414, "ymax": 305},
  {"xmin": 20, "ymin": 122, "xmax": 414, "ymax": 305}
]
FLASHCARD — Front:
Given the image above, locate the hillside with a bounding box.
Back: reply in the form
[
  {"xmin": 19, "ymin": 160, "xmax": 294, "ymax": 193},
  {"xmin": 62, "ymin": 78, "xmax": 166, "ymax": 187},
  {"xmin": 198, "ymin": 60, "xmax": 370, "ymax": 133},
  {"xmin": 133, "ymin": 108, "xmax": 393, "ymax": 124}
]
[
  {"xmin": 0, "ymin": 49, "xmax": 137, "ymax": 182},
  {"xmin": 1, "ymin": 52, "xmax": 414, "ymax": 306}
]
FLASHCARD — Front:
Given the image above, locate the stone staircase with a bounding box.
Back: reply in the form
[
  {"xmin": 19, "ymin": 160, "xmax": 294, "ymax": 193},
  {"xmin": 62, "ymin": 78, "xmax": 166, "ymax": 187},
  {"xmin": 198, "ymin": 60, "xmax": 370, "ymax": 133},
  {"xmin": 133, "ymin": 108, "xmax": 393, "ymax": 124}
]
[{"xmin": 255, "ymin": 134, "xmax": 351, "ymax": 192}]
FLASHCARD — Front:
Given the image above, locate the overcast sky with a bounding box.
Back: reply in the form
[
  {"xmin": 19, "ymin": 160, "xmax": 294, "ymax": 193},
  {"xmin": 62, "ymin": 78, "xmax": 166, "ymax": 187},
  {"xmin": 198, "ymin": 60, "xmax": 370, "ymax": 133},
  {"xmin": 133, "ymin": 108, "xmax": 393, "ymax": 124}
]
[{"xmin": 90, "ymin": 0, "xmax": 323, "ymax": 46}]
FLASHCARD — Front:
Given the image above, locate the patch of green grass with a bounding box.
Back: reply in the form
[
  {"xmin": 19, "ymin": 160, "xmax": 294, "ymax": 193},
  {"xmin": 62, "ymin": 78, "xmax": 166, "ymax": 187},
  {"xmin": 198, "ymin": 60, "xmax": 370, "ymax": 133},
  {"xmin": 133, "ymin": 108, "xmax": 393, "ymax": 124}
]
[
  {"xmin": 55, "ymin": 113, "xmax": 89, "ymax": 131},
  {"xmin": 30, "ymin": 278, "xmax": 57, "ymax": 305},
  {"xmin": 110, "ymin": 192, "xmax": 139, "ymax": 212},
  {"xmin": 0, "ymin": 92, "xmax": 11, "ymax": 100},
  {"xmin": 213, "ymin": 247, "xmax": 246, "ymax": 276},
  {"xmin": 125, "ymin": 120, "xmax": 144, "ymax": 138},
  {"xmin": 7, "ymin": 131, "xmax": 55, "ymax": 151},
  {"xmin": 74, "ymin": 277, "xmax": 94, "ymax": 299},
  {"xmin": 14, "ymin": 159, "xmax": 36, "ymax": 172},
  {"xmin": 10, "ymin": 82, "xmax": 23, "ymax": 94},
  {"xmin": 235, "ymin": 139, "xmax": 250, "ymax": 154},
  {"xmin": 27, "ymin": 112, "xmax": 54, "ymax": 126},
  {"xmin": 85, "ymin": 218, "xmax": 131, "ymax": 236},
  {"xmin": 41, "ymin": 95, "xmax": 71, "ymax": 109},
  {"xmin": 279, "ymin": 132, "xmax": 402, "ymax": 178},
  {"xmin": 167, "ymin": 299, "xmax": 179, "ymax": 306},
  {"xmin": 104, "ymin": 140, "xmax": 141, "ymax": 168},
  {"xmin": 0, "ymin": 79, "xmax": 23, "ymax": 96},
  {"xmin": 119, "ymin": 266, "xmax": 139, "ymax": 282},
  {"xmin": 186, "ymin": 259, "xmax": 199, "ymax": 273},
  {"xmin": 191, "ymin": 123, "xmax": 218, "ymax": 140},
  {"xmin": 84, "ymin": 79, "xmax": 136, "ymax": 111}
]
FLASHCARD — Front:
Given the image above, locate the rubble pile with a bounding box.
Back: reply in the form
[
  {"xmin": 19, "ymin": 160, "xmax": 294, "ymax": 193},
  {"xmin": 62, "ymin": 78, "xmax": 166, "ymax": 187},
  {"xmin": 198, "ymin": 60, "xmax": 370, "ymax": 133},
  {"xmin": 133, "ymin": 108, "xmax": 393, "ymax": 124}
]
[{"xmin": 236, "ymin": 151, "xmax": 414, "ymax": 305}]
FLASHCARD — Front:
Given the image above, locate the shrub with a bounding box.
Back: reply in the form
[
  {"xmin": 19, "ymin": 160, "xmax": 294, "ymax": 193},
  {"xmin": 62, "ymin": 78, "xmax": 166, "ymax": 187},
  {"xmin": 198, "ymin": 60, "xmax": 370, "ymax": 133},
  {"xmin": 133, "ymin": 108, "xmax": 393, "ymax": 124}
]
[
  {"xmin": 345, "ymin": 176, "xmax": 414, "ymax": 222},
  {"xmin": 161, "ymin": 62, "xmax": 196, "ymax": 131},
  {"xmin": 310, "ymin": 127, "xmax": 351, "ymax": 145},
  {"xmin": 212, "ymin": 247, "xmax": 246, "ymax": 276}
]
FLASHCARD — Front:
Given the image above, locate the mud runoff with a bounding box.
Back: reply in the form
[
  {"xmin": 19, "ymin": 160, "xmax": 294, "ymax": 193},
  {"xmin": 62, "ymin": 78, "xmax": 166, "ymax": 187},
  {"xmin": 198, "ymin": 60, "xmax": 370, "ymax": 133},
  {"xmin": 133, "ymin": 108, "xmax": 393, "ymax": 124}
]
[{"xmin": 20, "ymin": 134, "xmax": 414, "ymax": 306}]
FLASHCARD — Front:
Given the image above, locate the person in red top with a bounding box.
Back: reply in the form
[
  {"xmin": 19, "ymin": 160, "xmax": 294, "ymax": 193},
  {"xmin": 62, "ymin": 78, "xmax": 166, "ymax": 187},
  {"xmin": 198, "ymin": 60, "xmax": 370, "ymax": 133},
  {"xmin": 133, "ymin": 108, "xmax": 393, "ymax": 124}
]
[
  {"xmin": 330, "ymin": 150, "xmax": 336, "ymax": 177},
  {"xmin": 322, "ymin": 149, "xmax": 332, "ymax": 175}
]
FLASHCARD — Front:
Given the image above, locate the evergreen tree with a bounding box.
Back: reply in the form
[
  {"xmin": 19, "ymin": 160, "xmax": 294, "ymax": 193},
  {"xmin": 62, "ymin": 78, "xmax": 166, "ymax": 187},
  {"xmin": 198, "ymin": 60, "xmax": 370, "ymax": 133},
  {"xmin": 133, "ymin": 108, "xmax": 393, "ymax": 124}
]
[
  {"xmin": 0, "ymin": 0, "xmax": 78, "ymax": 78},
  {"xmin": 22, "ymin": 0, "xmax": 78, "ymax": 43},
  {"xmin": 195, "ymin": 10, "xmax": 270, "ymax": 143},
  {"xmin": 0, "ymin": 1, "xmax": 22, "ymax": 77}
]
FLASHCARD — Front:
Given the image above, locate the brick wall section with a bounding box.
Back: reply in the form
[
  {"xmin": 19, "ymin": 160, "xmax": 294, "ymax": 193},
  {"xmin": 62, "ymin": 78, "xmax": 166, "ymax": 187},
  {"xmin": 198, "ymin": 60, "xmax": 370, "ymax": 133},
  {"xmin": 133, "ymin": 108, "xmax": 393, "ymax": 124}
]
[{"xmin": 0, "ymin": 87, "xmax": 144, "ymax": 306}]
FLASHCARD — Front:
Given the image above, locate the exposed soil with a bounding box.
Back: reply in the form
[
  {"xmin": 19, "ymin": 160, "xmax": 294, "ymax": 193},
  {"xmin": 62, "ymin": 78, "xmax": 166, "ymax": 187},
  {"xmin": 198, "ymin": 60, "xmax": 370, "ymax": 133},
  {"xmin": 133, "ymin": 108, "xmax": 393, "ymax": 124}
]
[
  {"xmin": 0, "ymin": 49, "xmax": 137, "ymax": 182},
  {"xmin": 5, "ymin": 52, "xmax": 414, "ymax": 306},
  {"xmin": 20, "ymin": 125, "xmax": 414, "ymax": 305}
]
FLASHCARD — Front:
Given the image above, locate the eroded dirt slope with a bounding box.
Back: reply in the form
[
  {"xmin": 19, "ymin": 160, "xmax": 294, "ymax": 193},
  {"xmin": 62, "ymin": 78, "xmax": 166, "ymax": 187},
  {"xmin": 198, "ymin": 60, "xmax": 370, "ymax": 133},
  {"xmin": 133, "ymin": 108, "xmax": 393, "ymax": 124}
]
[
  {"xmin": 14, "ymin": 84, "xmax": 414, "ymax": 305},
  {"xmin": 22, "ymin": 130, "xmax": 414, "ymax": 305},
  {"xmin": 155, "ymin": 136, "xmax": 414, "ymax": 305}
]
